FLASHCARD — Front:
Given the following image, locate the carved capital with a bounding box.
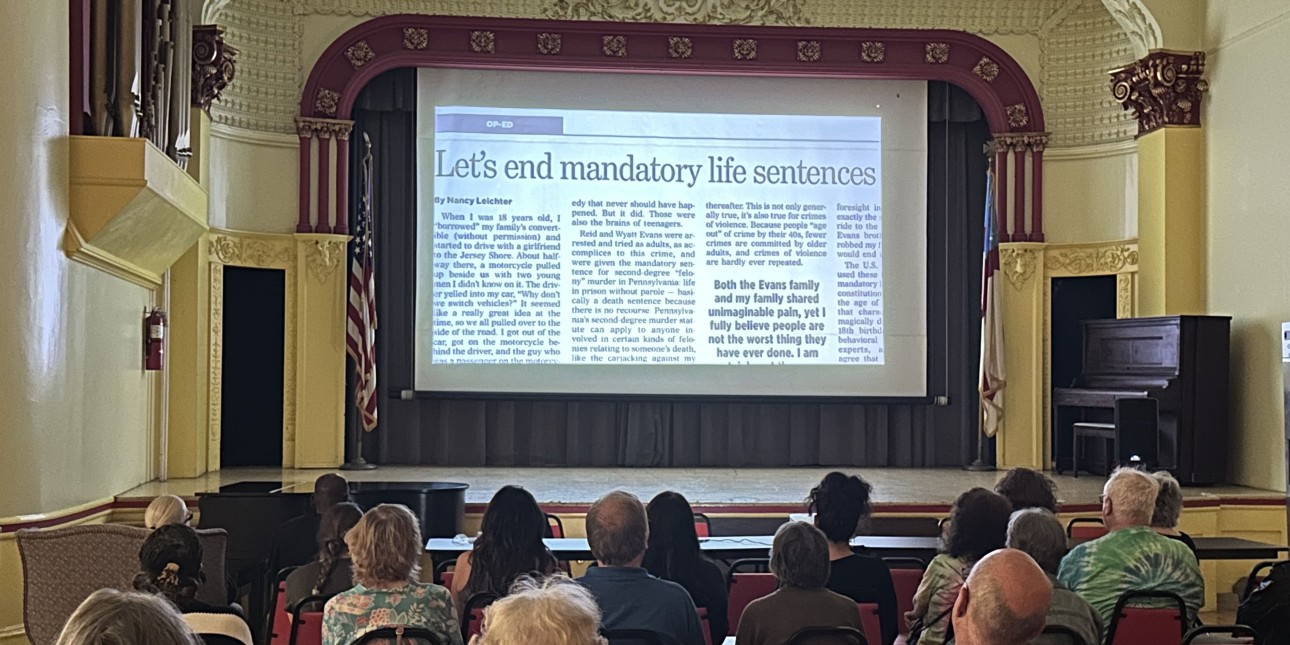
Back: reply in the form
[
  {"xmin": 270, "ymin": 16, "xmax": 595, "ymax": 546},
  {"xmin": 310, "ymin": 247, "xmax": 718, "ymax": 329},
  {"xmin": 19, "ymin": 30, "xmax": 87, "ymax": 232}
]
[
  {"xmin": 305, "ymin": 239, "xmax": 348, "ymax": 283},
  {"xmin": 1110, "ymin": 50, "xmax": 1207, "ymax": 136},
  {"xmin": 990, "ymin": 133, "xmax": 1051, "ymax": 153},
  {"xmin": 192, "ymin": 25, "xmax": 238, "ymax": 113},
  {"xmin": 294, "ymin": 117, "xmax": 354, "ymax": 140},
  {"xmin": 1000, "ymin": 247, "xmax": 1040, "ymax": 290}
]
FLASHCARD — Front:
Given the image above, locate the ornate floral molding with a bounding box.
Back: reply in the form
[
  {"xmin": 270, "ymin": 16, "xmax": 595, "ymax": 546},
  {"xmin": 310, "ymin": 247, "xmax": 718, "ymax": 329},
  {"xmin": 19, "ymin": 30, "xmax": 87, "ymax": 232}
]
[
  {"xmin": 1110, "ymin": 50, "xmax": 1207, "ymax": 136},
  {"xmin": 295, "ymin": 117, "xmax": 354, "ymax": 140},
  {"xmin": 207, "ymin": 263, "xmax": 224, "ymax": 455},
  {"xmin": 602, "ymin": 34, "xmax": 627, "ymax": 57},
  {"xmin": 1116, "ymin": 273, "xmax": 1134, "ymax": 318},
  {"xmin": 545, "ymin": 0, "xmax": 810, "ymax": 25},
  {"xmin": 192, "ymin": 25, "xmax": 238, "ymax": 113},
  {"xmin": 1099, "ymin": 0, "xmax": 1161, "ymax": 58},
  {"xmin": 925, "ymin": 42, "xmax": 949, "ymax": 64},
  {"xmin": 860, "ymin": 41, "xmax": 885, "ymax": 63},
  {"xmin": 796, "ymin": 40, "xmax": 820, "ymax": 62},
  {"xmin": 1006, "ymin": 104, "xmax": 1030, "ymax": 128},
  {"xmin": 1046, "ymin": 243, "xmax": 1138, "ymax": 275},
  {"xmin": 991, "ymin": 132, "xmax": 1051, "ymax": 153},
  {"xmin": 305, "ymin": 239, "xmax": 348, "ymax": 283},
  {"xmin": 973, "ymin": 56, "xmax": 998, "ymax": 81},
  {"xmin": 208, "ymin": 233, "xmax": 294, "ymax": 267},
  {"xmin": 403, "ymin": 27, "xmax": 428, "ymax": 49},
  {"xmin": 345, "ymin": 40, "xmax": 375, "ymax": 68},
  {"xmin": 314, "ymin": 88, "xmax": 340, "ymax": 117},
  {"xmin": 733, "ymin": 38, "xmax": 757, "ymax": 60},
  {"xmin": 538, "ymin": 32, "xmax": 562, "ymax": 55},
  {"xmin": 1000, "ymin": 247, "xmax": 1041, "ymax": 289},
  {"xmin": 471, "ymin": 30, "xmax": 496, "ymax": 53}
]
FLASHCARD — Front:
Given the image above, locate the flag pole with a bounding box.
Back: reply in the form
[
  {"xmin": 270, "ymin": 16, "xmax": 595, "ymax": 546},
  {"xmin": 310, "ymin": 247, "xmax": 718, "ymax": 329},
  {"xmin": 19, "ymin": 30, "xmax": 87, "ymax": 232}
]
[
  {"xmin": 342, "ymin": 131, "xmax": 376, "ymax": 471},
  {"xmin": 342, "ymin": 355, "xmax": 376, "ymax": 470},
  {"xmin": 964, "ymin": 398, "xmax": 995, "ymax": 472}
]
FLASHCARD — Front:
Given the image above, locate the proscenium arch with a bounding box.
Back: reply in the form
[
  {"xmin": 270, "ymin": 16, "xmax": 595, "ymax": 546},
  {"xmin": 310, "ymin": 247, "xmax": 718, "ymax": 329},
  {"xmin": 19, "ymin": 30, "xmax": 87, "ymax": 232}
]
[{"xmin": 298, "ymin": 14, "xmax": 1047, "ymax": 237}]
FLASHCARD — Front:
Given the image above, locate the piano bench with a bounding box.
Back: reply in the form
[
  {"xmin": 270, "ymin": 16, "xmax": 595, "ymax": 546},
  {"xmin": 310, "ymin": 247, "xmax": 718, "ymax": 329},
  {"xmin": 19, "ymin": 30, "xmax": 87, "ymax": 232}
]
[{"xmin": 1073, "ymin": 422, "xmax": 1115, "ymax": 478}]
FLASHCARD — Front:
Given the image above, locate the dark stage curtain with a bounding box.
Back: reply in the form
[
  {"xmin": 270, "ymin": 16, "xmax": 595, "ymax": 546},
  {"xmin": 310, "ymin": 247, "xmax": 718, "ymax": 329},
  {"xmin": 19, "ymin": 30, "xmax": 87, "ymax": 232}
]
[{"xmin": 350, "ymin": 71, "xmax": 989, "ymax": 468}]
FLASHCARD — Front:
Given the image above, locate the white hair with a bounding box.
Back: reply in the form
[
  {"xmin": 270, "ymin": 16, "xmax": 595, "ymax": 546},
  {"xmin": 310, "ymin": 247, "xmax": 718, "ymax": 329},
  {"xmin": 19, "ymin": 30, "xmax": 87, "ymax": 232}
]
[{"xmin": 1104, "ymin": 468, "xmax": 1160, "ymax": 526}]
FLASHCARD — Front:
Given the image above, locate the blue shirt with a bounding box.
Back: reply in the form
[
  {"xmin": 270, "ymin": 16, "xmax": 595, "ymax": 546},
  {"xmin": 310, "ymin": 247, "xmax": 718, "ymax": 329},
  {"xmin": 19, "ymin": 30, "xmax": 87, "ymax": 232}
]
[{"xmin": 579, "ymin": 566, "xmax": 705, "ymax": 645}]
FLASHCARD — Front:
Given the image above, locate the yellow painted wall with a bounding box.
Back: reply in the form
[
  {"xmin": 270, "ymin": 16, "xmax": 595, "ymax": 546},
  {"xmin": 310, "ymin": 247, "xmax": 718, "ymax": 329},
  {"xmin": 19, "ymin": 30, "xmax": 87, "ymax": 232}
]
[
  {"xmin": 1203, "ymin": 2, "xmax": 1290, "ymax": 492},
  {"xmin": 0, "ymin": 2, "xmax": 155, "ymax": 520},
  {"xmin": 1043, "ymin": 146, "xmax": 1139, "ymax": 243},
  {"xmin": 208, "ymin": 130, "xmax": 299, "ymax": 233}
]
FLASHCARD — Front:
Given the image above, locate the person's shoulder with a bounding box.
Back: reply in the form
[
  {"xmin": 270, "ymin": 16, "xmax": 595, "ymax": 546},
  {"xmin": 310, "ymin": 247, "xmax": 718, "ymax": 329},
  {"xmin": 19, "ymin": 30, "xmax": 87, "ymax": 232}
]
[
  {"xmin": 651, "ymin": 574, "xmax": 698, "ymax": 601},
  {"xmin": 818, "ymin": 586, "xmax": 863, "ymax": 610}
]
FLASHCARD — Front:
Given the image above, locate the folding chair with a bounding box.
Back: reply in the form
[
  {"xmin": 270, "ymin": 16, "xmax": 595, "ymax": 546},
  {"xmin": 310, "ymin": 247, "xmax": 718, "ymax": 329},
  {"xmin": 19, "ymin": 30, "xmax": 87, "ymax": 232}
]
[
  {"xmin": 266, "ymin": 567, "xmax": 298, "ymax": 645},
  {"xmin": 352, "ymin": 626, "xmax": 445, "ymax": 645},
  {"xmin": 434, "ymin": 559, "xmax": 456, "ymax": 588},
  {"xmin": 1182, "ymin": 624, "xmax": 1258, "ymax": 645},
  {"xmin": 1242, "ymin": 560, "xmax": 1281, "ymax": 600},
  {"xmin": 1065, "ymin": 517, "xmax": 1109, "ymax": 540},
  {"xmin": 787, "ymin": 626, "xmax": 865, "ymax": 645},
  {"xmin": 857, "ymin": 603, "xmax": 882, "ymax": 645},
  {"xmin": 1104, "ymin": 590, "xmax": 1187, "ymax": 645},
  {"xmin": 1035, "ymin": 624, "xmax": 1090, "ymax": 645},
  {"xmin": 725, "ymin": 558, "xmax": 775, "ymax": 636},
  {"xmin": 461, "ymin": 592, "xmax": 499, "ymax": 641},
  {"xmin": 697, "ymin": 607, "xmax": 712, "ymax": 645},
  {"xmin": 882, "ymin": 556, "xmax": 926, "ymax": 636},
  {"xmin": 600, "ymin": 629, "xmax": 668, "ymax": 645},
  {"xmin": 287, "ymin": 595, "xmax": 333, "ymax": 645},
  {"xmin": 545, "ymin": 514, "xmax": 565, "ymax": 538},
  {"xmin": 694, "ymin": 513, "xmax": 713, "ymax": 538}
]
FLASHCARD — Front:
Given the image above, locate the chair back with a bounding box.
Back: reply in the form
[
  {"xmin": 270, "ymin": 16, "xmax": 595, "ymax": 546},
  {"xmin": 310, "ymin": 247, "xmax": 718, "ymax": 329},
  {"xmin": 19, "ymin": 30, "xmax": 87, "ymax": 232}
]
[
  {"xmin": 1182, "ymin": 624, "xmax": 1259, "ymax": 645},
  {"xmin": 697, "ymin": 607, "xmax": 712, "ymax": 645},
  {"xmin": 16, "ymin": 524, "xmax": 217, "ymax": 645},
  {"xmin": 288, "ymin": 595, "xmax": 332, "ymax": 645},
  {"xmin": 462, "ymin": 592, "xmax": 499, "ymax": 641},
  {"xmin": 1105, "ymin": 590, "xmax": 1187, "ymax": 645},
  {"xmin": 857, "ymin": 603, "xmax": 882, "ymax": 645},
  {"xmin": 353, "ymin": 626, "xmax": 446, "ymax": 645},
  {"xmin": 267, "ymin": 568, "xmax": 297, "ymax": 645},
  {"xmin": 1034, "ymin": 624, "xmax": 1089, "ymax": 645},
  {"xmin": 882, "ymin": 556, "xmax": 926, "ymax": 635},
  {"xmin": 545, "ymin": 514, "xmax": 564, "ymax": 538},
  {"xmin": 193, "ymin": 527, "xmax": 230, "ymax": 605},
  {"xmin": 1114, "ymin": 397, "xmax": 1159, "ymax": 466},
  {"xmin": 1065, "ymin": 517, "xmax": 1109, "ymax": 540},
  {"xmin": 787, "ymin": 626, "xmax": 866, "ymax": 645},
  {"xmin": 1242, "ymin": 560, "xmax": 1280, "ymax": 600},
  {"xmin": 694, "ymin": 513, "xmax": 712, "ymax": 538},
  {"xmin": 433, "ymin": 559, "xmax": 455, "ymax": 585},
  {"xmin": 600, "ymin": 628, "xmax": 668, "ymax": 645},
  {"xmin": 725, "ymin": 558, "xmax": 775, "ymax": 636}
]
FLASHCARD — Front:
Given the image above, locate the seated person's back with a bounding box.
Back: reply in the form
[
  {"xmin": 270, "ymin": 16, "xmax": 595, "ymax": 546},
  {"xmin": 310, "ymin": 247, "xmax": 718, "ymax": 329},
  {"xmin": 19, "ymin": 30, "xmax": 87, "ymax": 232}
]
[
  {"xmin": 321, "ymin": 504, "xmax": 464, "ymax": 645},
  {"xmin": 451, "ymin": 485, "xmax": 559, "ymax": 614},
  {"xmin": 641, "ymin": 491, "xmax": 729, "ymax": 644},
  {"xmin": 270, "ymin": 473, "xmax": 351, "ymax": 572},
  {"xmin": 736, "ymin": 521, "xmax": 863, "ymax": 645},
  {"xmin": 1058, "ymin": 468, "xmax": 1204, "ymax": 637},
  {"xmin": 132, "ymin": 524, "xmax": 254, "ymax": 645},
  {"xmin": 1006, "ymin": 509, "xmax": 1103, "ymax": 645},
  {"xmin": 285, "ymin": 502, "xmax": 362, "ymax": 608},
  {"xmin": 577, "ymin": 491, "xmax": 704, "ymax": 645}
]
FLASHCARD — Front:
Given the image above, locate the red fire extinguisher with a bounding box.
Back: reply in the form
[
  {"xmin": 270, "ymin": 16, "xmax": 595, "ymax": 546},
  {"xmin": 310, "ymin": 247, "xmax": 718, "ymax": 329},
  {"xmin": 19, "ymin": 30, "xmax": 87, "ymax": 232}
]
[{"xmin": 144, "ymin": 308, "xmax": 167, "ymax": 371}]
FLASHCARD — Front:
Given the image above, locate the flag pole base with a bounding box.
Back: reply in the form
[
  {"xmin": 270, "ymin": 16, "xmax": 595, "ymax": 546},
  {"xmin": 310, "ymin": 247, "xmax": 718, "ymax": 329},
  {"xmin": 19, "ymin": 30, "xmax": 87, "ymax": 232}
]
[
  {"xmin": 341, "ymin": 458, "xmax": 377, "ymax": 471},
  {"xmin": 963, "ymin": 460, "xmax": 996, "ymax": 472}
]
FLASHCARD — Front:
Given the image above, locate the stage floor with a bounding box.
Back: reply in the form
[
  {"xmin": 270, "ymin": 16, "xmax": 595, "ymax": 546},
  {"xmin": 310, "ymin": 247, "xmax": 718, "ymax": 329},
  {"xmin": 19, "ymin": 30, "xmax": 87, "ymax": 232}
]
[{"xmin": 120, "ymin": 466, "xmax": 1283, "ymax": 512}]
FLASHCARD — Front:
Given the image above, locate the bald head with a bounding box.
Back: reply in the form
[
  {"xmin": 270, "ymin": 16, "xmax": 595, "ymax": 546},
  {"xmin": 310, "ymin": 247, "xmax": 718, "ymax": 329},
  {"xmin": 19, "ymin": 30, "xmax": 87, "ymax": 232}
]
[
  {"xmin": 313, "ymin": 474, "xmax": 350, "ymax": 513},
  {"xmin": 586, "ymin": 491, "xmax": 648, "ymax": 567},
  {"xmin": 952, "ymin": 549, "xmax": 1052, "ymax": 645}
]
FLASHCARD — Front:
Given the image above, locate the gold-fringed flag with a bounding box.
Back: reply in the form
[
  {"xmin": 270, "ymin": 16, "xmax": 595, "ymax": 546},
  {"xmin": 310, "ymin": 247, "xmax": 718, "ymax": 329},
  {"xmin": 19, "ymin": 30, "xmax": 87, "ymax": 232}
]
[
  {"xmin": 979, "ymin": 171, "xmax": 1006, "ymax": 436},
  {"xmin": 346, "ymin": 133, "xmax": 379, "ymax": 431}
]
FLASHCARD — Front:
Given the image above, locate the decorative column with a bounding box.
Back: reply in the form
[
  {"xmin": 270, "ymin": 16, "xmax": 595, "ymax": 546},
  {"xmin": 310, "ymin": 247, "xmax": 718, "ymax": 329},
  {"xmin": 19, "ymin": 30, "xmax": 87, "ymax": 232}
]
[
  {"xmin": 294, "ymin": 117, "xmax": 355, "ymax": 234},
  {"xmin": 1111, "ymin": 51, "xmax": 1207, "ymax": 316},
  {"xmin": 988, "ymin": 134, "xmax": 1050, "ymax": 242},
  {"xmin": 293, "ymin": 233, "xmax": 350, "ymax": 467},
  {"xmin": 996, "ymin": 243, "xmax": 1047, "ymax": 468}
]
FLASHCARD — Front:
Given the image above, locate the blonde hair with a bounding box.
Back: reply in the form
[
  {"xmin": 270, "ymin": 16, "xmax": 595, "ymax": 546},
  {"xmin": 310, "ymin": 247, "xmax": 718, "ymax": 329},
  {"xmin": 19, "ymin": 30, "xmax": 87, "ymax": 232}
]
[
  {"xmin": 1104, "ymin": 467, "xmax": 1160, "ymax": 525},
  {"xmin": 144, "ymin": 495, "xmax": 189, "ymax": 529},
  {"xmin": 55, "ymin": 588, "xmax": 197, "ymax": 645},
  {"xmin": 472, "ymin": 576, "xmax": 606, "ymax": 645},
  {"xmin": 346, "ymin": 504, "xmax": 422, "ymax": 586}
]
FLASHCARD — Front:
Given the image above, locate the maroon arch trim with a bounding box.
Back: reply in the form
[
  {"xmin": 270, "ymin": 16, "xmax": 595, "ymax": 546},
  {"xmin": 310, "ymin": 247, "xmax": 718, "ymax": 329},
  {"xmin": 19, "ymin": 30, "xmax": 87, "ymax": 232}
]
[{"xmin": 301, "ymin": 15, "xmax": 1044, "ymax": 134}]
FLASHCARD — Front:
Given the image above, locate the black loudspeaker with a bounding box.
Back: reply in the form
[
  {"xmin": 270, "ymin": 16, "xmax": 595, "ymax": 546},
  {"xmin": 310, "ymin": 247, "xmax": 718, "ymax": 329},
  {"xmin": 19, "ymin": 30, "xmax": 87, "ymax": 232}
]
[{"xmin": 1115, "ymin": 397, "xmax": 1159, "ymax": 468}]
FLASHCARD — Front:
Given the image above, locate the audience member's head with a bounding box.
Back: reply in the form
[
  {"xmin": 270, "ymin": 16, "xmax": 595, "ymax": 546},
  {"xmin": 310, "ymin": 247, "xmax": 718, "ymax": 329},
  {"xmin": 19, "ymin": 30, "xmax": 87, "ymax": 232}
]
[
  {"xmin": 144, "ymin": 494, "xmax": 190, "ymax": 530},
  {"xmin": 994, "ymin": 468, "xmax": 1058, "ymax": 514},
  {"xmin": 586, "ymin": 491, "xmax": 649, "ymax": 567},
  {"xmin": 312, "ymin": 473, "xmax": 351, "ymax": 515},
  {"xmin": 769, "ymin": 521, "xmax": 831, "ymax": 589},
  {"xmin": 466, "ymin": 485, "xmax": 554, "ymax": 597},
  {"xmin": 1005, "ymin": 508, "xmax": 1067, "ymax": 575},
  {"xmin": 1101, "ymin": 467, "xmax": 1160, "ymax": 531},
  {"xmin": 55, "ymin": 588, "xmax": 197, "ymax": 645},
  {"xmin": 944, "ymin": 488, "xmax": 1013, "ymax": 561},
  {"xmin": 1150, "ymin": 470, "xmax": 1184, "ymax": 530},
  {"xmin": 314, "ymin": 501, "xmax": 363, "ymax": 594},
  {"xmin": 346, "ymin": 503, "xmax": 422, "ymax": 586},
  {"xmin": 132, "ymin": 524, "xmax": 204, "ymax": 611},
  {"xmin": 642, "ymin": 491, "xmax": 703, "ymax": 579},
  {"xmin": 951, "ymin": 549, "xmax": 1052, "ymax": 645},
  {"xmin": 806, "ymin": 471, "xmax": 874, "ymax": 544},
  {"xmin": 472, "ymin": 576, "xmax": 606, "ymax": 645}
]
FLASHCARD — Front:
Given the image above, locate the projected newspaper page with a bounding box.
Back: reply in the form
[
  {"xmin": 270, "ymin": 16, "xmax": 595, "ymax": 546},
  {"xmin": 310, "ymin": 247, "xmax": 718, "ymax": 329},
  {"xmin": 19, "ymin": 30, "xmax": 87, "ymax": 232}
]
[{"xmin": 428, "ymin": 107, "xmax": 884, "ymax": 368}]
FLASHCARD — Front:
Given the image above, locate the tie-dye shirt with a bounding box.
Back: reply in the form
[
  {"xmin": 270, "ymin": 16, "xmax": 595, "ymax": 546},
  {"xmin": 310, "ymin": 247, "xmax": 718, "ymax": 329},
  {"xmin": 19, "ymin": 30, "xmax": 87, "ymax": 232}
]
[
  {"xmin": 907, "ymin": 554, "xmax": 972, "ymax": 645},
  {"xmin": 1057, "ymin": 525, "xmax": 1203, "ymax": 637},
  {"xmin": 322, "ymin": 582, "xmax": 464, "ymax": 645}
]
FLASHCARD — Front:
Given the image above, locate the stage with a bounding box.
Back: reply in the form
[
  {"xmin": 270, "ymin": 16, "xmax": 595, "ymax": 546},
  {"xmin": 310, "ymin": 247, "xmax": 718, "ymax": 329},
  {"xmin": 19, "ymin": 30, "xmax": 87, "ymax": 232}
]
[{"xmin": 120, "ymin": 466, "xmax": 1283, "ymax": 515}]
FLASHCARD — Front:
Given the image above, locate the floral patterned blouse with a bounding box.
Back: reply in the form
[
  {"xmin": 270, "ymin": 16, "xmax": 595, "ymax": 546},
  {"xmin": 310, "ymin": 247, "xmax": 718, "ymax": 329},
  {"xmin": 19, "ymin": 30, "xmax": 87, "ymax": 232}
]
[
  {"xmin": 322, "ymin": 582, "xmax": 464, "ymax": 645},
  {"xmin": 906, "ymin": 553, "xmax": 971, "ymax": 645}
]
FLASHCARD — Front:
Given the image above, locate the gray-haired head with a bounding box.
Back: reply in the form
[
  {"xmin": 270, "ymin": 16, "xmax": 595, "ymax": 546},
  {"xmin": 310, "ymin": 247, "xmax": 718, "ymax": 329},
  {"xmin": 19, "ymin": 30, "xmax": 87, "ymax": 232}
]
[
  {"xmin": 1150, "ymin": 471, "xmax": 1183, "ymax": 529},
  {"xmin": 769, "ymin": 521, "xmax": 831, "ymax": 588},
  {"xmin": 1005, "ymin": 508, "xmax": 1067, "ymax": 575}
]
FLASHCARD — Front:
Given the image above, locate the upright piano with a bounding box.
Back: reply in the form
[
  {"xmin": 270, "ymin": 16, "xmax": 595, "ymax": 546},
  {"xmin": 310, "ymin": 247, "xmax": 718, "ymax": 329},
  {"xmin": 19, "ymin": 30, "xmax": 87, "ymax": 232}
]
[{"xmin": 1052, "ymin": 315, "xmax": 1230, "ymax": 485}]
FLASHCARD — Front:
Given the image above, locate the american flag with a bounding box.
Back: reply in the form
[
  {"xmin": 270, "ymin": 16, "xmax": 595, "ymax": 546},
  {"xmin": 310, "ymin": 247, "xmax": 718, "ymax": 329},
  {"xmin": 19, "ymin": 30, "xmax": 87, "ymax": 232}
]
[
  {"xmin": 979, "ymin": 170, "xmax": 1006, "ymax": 437},
  {"xmin": 346, "ymin": 133, "xmax": 379, "ymax": 431}
]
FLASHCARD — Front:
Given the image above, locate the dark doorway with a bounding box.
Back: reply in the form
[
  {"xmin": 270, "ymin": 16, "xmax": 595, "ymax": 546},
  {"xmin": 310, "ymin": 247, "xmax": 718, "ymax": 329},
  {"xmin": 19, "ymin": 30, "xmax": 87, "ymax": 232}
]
[
  {"xmin": 1049, "ymin": 275, "xmax": 1118, "ymax": 471},
  {"xmin": 221, "ymin": 266, "xmax": 286, "ymax": 467}
]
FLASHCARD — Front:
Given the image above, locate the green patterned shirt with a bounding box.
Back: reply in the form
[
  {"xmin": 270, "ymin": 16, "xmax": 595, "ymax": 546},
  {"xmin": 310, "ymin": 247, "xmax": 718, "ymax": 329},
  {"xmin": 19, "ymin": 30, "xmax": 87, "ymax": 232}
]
[
  {"xmin": 1057, "ymin": 525, "xmax": 1203, "ymax": 637},
  {"xmin": 322, "ymin": 582, "xmax": 464, "ymax": 645}
]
